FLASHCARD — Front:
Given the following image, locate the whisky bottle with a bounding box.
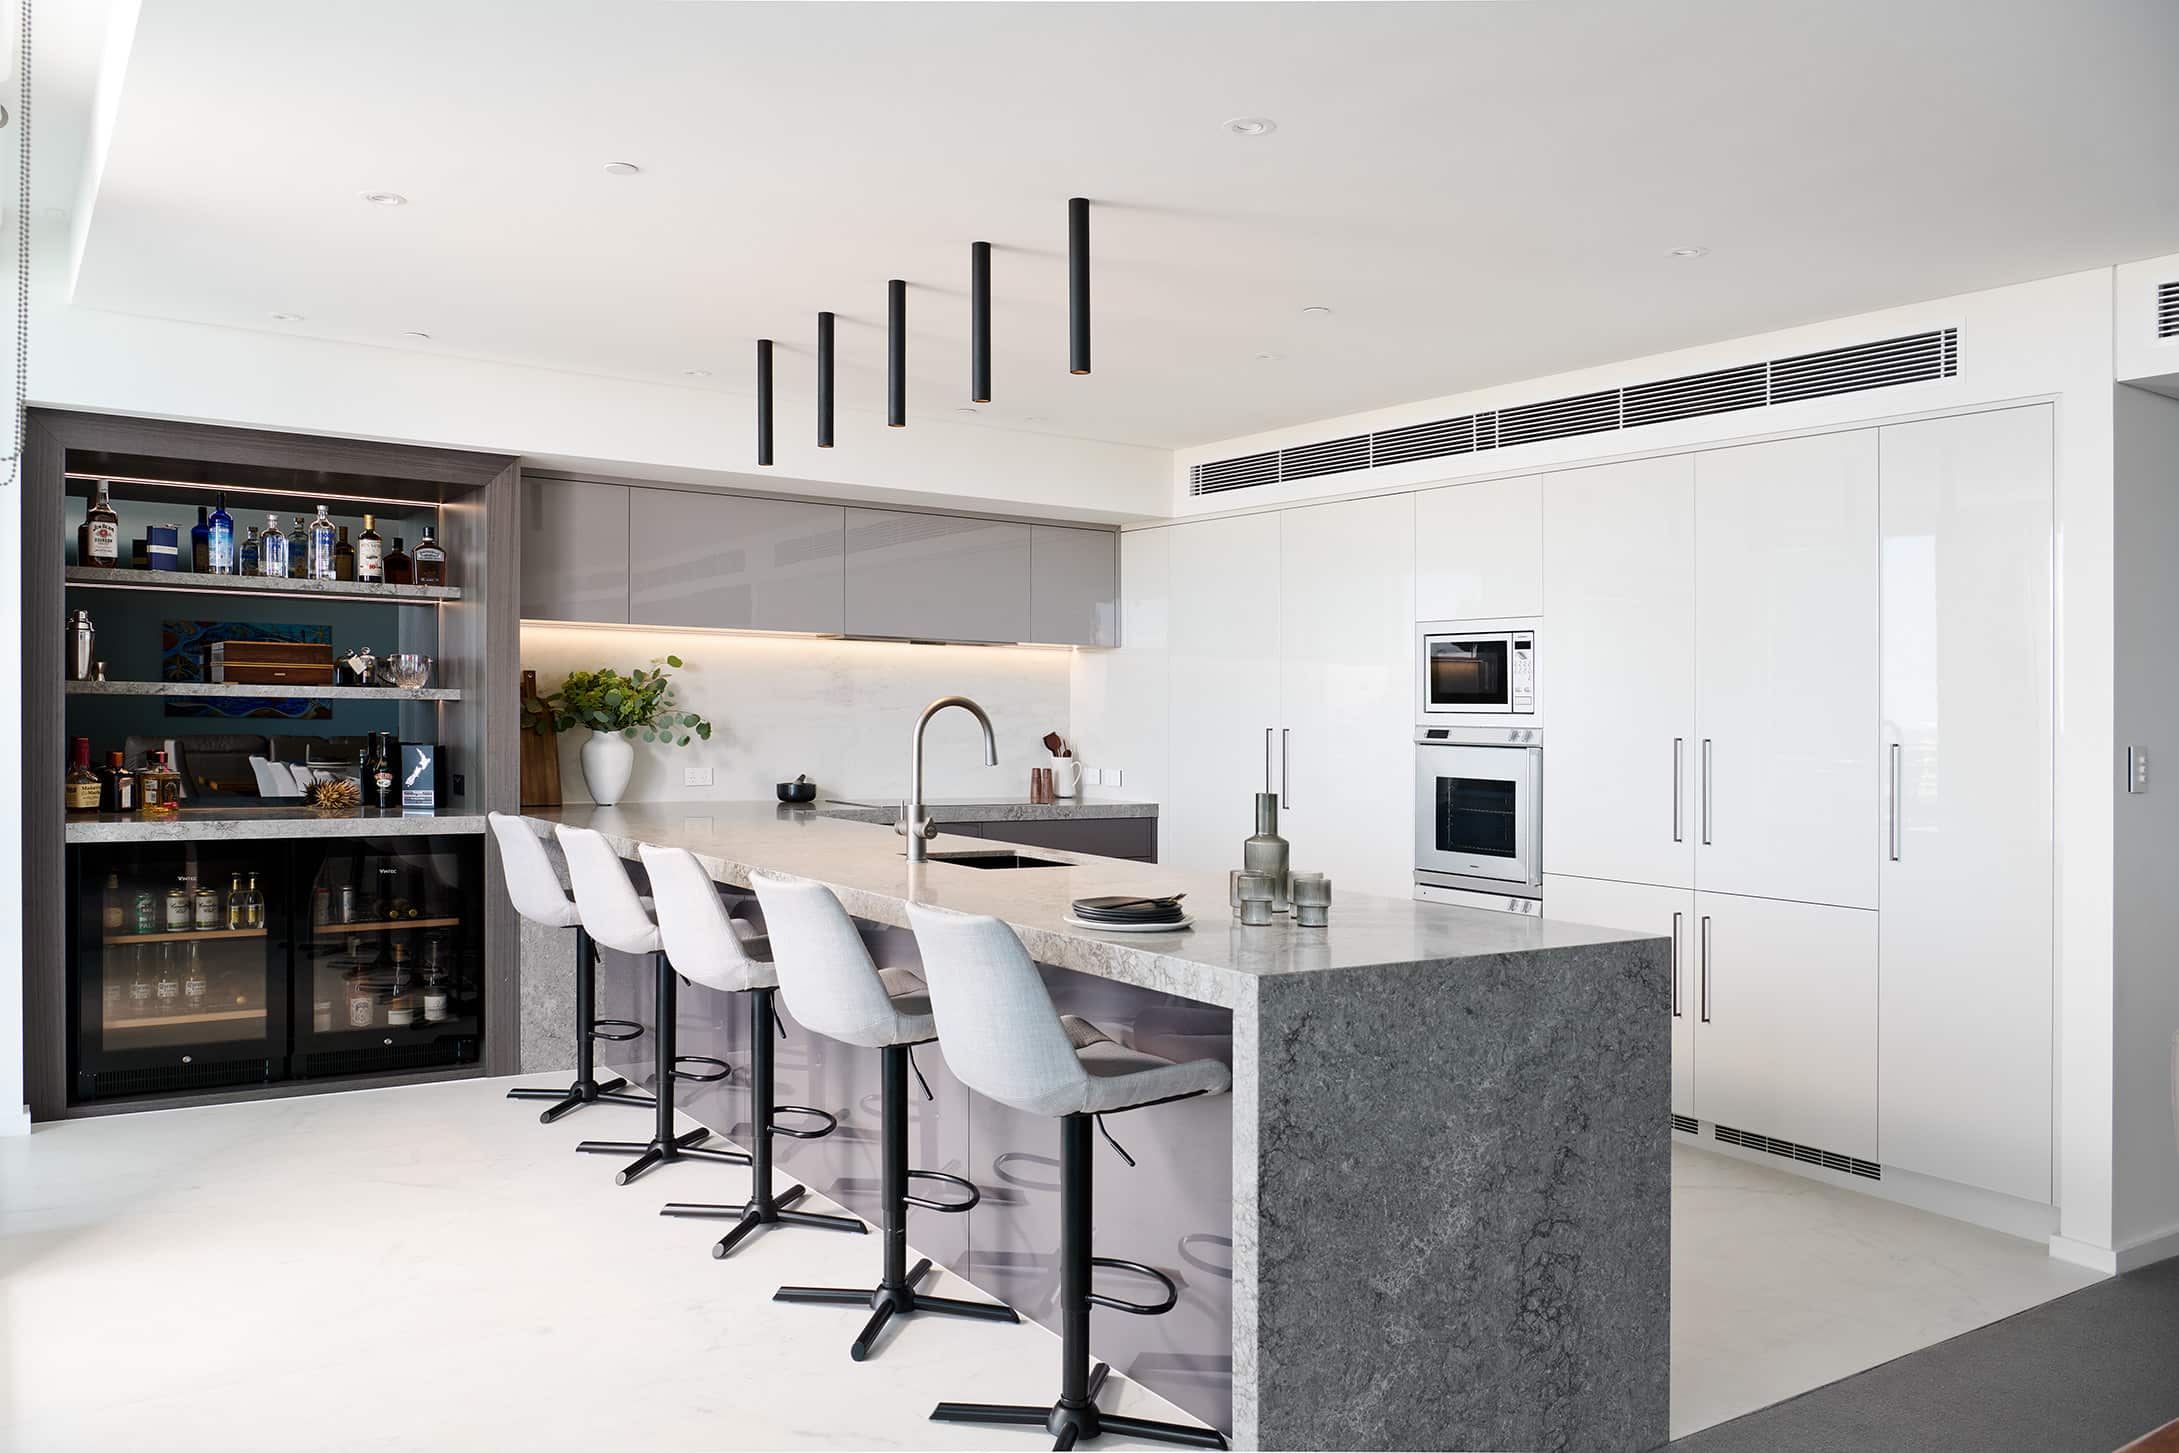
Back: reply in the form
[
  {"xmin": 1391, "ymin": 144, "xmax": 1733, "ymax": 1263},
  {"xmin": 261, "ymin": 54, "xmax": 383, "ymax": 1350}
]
[
  {"xmin": 412, "ymin": 525, "xmax": 446, "ymax": 586},
  {"xmin": 138, "ymin": 750, "xmax": 182, "ymax": 817},
  {"xmin": 99, "ymin": 751, "xmax": 138, "ymax": 812},
  {"xmin": 239, "ymin": 526, "xmax": 261, "ymax": 577},
  {"xmin": 101, "ymin": 873, "xmax": 125, "ymax": 932},
  {"xmin": 65, "ymin": 737, "xmax": 103, "ymax": 812},
  {"xmin": 226, "ymin": 873, "xmax": 248, "ymax": 930},
  {"xmin": 383, "ymin": 537, "xmax": 413, "ymax": 585},
  {"xmin": 261, "ymin": 513, "xmax": 290, "ymax": 578},
  {"xmin": 192, "ymin": 879, "xmax": 221, "ymax": 931},
  {"xmin": 356, "ymin": 513, "xmax": 384, "ymax": 583},
  {"xmin": 191, "ymin": 505, "xmax": 211, "ymax": 572},
  {"xmin": 334, "ymin": 526, "xmax": 355, "ymax": 581},
  {"xmin": 207, "ymin": 493, "xmax": 236, "ymax": 574},
  {"xmin": 182, "ymin": 943, "xmax": 209, "ymax": 1015},
  {"xmin": 307, "ymin": 505, "xmax": 338, "ymax": 581},
  {"xmin": 79, "ymin": 483, "xmax": 121, "ymax": 567}
]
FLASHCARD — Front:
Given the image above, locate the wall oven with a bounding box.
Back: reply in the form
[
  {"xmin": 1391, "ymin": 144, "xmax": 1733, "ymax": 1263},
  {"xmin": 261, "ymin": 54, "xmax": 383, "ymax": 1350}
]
[
  {"xmin": 1418, "ymin": 618, "xmax": 1538, "ymax": 722},
  {"xmin": 1415, "ymin": 726, "xmax": 1543, "ymax": 905}
]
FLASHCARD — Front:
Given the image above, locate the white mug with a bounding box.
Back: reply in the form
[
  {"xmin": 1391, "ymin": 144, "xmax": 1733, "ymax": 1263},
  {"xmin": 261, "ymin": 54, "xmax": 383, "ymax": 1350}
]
[{"xmin": 1052, "ymin": 756, "xmax": 1082, "ymax": 799}]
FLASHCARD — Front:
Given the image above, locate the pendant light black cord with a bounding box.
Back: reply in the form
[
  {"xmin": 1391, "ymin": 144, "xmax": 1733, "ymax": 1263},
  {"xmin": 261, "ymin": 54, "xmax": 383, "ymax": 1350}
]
[{"xmin": 1, "ymin": 0, "xmax": 30, "ymax": 469}]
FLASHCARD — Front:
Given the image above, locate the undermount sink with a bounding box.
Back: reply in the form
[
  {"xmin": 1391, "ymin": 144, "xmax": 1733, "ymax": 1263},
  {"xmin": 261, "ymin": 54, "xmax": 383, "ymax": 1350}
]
[{"xmin": 928, "ymin": 850, "xmax": 1070, "ymax": 870}]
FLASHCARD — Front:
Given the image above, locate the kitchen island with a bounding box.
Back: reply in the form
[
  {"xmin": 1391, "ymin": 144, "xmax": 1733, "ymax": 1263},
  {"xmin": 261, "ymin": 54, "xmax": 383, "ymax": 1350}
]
[{"xmin": 513, "ymin": 803, "xmax": 1669, "ymax": 1452}]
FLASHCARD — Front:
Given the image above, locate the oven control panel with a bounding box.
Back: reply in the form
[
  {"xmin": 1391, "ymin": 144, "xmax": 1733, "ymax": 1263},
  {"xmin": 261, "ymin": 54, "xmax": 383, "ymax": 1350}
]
[{"xmin": 1509, "ymin": 632, "xmax": 1535, "ymax": 713}]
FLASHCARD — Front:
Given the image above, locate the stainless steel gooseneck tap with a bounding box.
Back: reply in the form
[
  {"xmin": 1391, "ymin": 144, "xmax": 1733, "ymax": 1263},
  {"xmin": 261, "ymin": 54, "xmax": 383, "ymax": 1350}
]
[{"xmin": 901, "ymin": 695, "xmax": 998, "ymax": 862}]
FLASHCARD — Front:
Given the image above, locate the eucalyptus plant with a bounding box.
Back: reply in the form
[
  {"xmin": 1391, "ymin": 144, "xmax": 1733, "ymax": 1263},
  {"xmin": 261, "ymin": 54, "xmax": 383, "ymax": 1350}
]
[{"xmin": 524, "ymin": 655, "xmax": 713, "ymax": 747}]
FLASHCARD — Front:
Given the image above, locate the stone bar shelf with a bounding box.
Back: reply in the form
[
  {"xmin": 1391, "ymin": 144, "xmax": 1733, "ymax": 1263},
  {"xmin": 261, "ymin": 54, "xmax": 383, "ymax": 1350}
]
[
  {"xmin": 64, "ymin": 565, "xmax": 460, "ymax": 603},
  {"xmin": 66, "ymin": 809, "xmax": 487, "ymax": 845},
  {"xmin": 64, "ymin": 680, "xmax": 461, "ymax": 702},
  {"xmin": 514, "ymin": 802, "xmax": 1671, "ymax": 1452}
]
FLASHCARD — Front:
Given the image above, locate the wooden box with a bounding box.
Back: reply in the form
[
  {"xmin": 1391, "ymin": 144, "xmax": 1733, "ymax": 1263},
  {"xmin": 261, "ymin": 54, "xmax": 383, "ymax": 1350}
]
[{"xmin": 208, "ymin": 640, "xmax": 338, "ymax": 685}]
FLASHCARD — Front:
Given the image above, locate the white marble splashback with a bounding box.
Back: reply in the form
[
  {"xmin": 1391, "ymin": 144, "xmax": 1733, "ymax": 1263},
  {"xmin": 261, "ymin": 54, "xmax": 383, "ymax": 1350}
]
[{"xmin": 520, "ymin": 624, "xmax": 1072, "ymax": 804}]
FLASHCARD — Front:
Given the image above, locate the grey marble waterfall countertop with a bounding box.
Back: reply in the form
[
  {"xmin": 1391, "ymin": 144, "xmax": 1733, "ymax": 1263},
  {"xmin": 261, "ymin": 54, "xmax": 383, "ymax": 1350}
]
[
  {"xmin": 517, "ymin": 801, "xmax": 1651, "ymax": 1009},
  {"xmin": 812, "ymin": 794, "xmax": 1157, "ymax": 825},
  {"xmin": 66, "ymin": 807, "xmax": 487, "ymax": 843}
]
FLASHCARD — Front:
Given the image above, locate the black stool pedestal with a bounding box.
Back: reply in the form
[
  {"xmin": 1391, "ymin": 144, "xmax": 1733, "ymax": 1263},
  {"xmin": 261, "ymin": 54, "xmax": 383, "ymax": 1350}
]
[
  {"xmin": 506, "ymin": 927, "xmax": 659, "ymax": 1123},
  {"xmin": 573, "ymin": 951, "xmax": 749, "ymax": 1184}
]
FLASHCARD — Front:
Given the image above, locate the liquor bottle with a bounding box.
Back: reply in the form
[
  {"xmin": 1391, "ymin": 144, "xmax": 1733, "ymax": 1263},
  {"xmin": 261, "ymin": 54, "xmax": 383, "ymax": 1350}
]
[
  {"xmin": 99, "ymin": 751, "xmax": 138, "ymax": 812},
  {"xmin": 192, "ymin": 879, "xmax": 221, "ymax": 931},
  {"xmin": 132, "ymin": 889, "xmax": 158, "ymax": 935},
  {"xmin": 383, "ymin": 537, "xmax": 413, "ymax": 585},
  {"xmin": 366, "ymin": 734, "xmax": 398, "ymax": 811},
  {"xmin": 356, "ymin": 513, "xmax": 384, "ymax": 583},
  {"xmin": 79, "ymin": 483, "xmax": 121, "ymax": 567},
  {"xmin": 312, "ymin": 883, "xmax": 331, "ymax": 926},
  {"xmin": 344, "ymin": 954, "xmax": 376, "ymax": 1029},
  {"xmin": 226, "ymin": 873, "xmax": 248, "ymax": 930},
  {"xmin": 261, "ymin": 514, "xmax": 290, "ymax": 578},
  {"xmin": 307, "ymin": 505, "xmax": 338, "ymax": 581},
  {"xmin": 182, "ymin": 942, "xmax": 209, "ymax": 1015},
  {"xmin": 102, "ymin": 873, "xmax": 125, "ymax": 932},
  {"xmin": 103, "ymin": 953, "xmax": 127, "ymax": 1022},
  {"xmin": 385, "ymin": 943, "xmax": 416, "ymax": 1027},
  {"xmin": 422, "ymin": 953, "xmax": 451, "ymax": 1024},
  {"xmin": 244, "ymin": 872, "xmax": 266, "ymax": 929},
  {"xmin": 334, "ymin": 526, "xmax": 356, "ymax": 582},
  {"xmin": 128, "ymin": 952, "xmax": 155, "ymax": 1018},
  {"xmin": 206, "ymin": 493, "xmax": 236, "ymax": 574},
  {"xmin": 154, "ymin": 944, "xmax": 182, "ymax": 1016},
  {"xmin": 190, "ymin": 505, "xmax": 211, "ymax": 572},
  {"xmin": 65, "ymin": 737, "xmax": 103, "ymax": 812},
  {"xmin": 412, "ymin": 525, "xmax": 446, "ymax": 586},
  {"xmin": 239, "ymin": 526, "xmax": 261, "ymax": 577},
  {"xmin": 164, "ymin": 882, "xmax": 190, "ymax": 932},
  {"xmin": 138, "ymin": 750, "xmax": 182, "ymax": 818}
]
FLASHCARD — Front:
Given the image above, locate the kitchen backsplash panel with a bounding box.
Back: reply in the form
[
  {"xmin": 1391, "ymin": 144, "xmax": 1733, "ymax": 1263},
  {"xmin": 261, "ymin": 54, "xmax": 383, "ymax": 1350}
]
[{"xmin": 521, "ymin": 624, "xmax": 1071, "ymax": 804}]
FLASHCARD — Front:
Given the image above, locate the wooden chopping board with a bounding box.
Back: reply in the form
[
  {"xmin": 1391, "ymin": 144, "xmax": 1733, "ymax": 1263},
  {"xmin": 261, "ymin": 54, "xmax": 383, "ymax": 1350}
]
[{"xmin": 519, "ymin": 669, "xmax": 562, "ymax": 807}]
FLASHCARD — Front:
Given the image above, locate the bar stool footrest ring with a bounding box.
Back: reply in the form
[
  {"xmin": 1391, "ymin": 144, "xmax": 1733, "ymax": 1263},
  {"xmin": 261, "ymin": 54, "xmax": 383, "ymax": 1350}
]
[
  {"xmin": 1085, "ymin": 1256, "xmax": 1179, "ymax": 1316},
  {"xmin": 670, "ymin": 1054, "xmax": 732, "ymax": 1084},
  {"xmin": 770, "ymin": 1104, "xmax": 839, "ymax": 1140},
  {"xmin": 589, "ymin": 1018, "xmax": 644, "ymax": 1043},
  {"xmin": 903, "ymin": 1169, "xmax": 981, "ymax": 1213}
]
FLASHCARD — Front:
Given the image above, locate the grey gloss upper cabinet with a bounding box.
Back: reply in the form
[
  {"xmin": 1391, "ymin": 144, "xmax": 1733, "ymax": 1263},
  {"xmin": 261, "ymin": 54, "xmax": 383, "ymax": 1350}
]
[
  {"xmin": 522, "ymin": 479, "xmax": 629, "ymax": 623},
  {"xmin": 629, "ymin": 490, "xmax": 844, "ymax": 634},
  {"xmin": 843, "ymin": 509, "xmax": 1033, "ymax": 643},
  {"xmin": 1030, "ymin": 525, "xmax": 1119, "ymax": 646}
]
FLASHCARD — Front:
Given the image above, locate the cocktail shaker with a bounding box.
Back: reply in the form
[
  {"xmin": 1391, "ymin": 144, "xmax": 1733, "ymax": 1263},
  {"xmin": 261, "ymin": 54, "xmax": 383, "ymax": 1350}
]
[{"xmin": 66, "ymin": 610, "xmax": 96, "ymax": 681}]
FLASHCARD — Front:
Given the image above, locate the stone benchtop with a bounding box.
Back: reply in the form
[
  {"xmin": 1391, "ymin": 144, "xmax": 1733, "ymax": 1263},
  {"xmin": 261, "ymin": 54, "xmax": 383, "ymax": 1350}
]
[{"xmin": 515, "ymin": 801, "xmax": 1650, "ymax": 1009}]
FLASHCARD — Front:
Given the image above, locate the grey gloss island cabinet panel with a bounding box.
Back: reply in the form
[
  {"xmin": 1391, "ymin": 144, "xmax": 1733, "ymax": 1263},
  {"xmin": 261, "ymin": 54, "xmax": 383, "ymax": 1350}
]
[
  {"xmin": 628, "ymin": 490, "xmax": 845, "ymax": 635},
  {"xmin": 521, "ymin": 479, "xmax": 630, "ymax": 622},
  {"xmin": 1030, "ymin": 524, "xmax": 1119, "ymax": 647},
  {"xmin": 843, "ymin": 509, "xmax": 1033, "ymax": 643}
]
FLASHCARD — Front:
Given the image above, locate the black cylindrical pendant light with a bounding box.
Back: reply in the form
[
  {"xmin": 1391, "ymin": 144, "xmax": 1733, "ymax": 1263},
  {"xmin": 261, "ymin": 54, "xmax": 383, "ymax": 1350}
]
[
  {"xmin": 971, "ymin": 241, "xmax": 992, "ymax": 403},
  {"xmin": 816, "ymin": 311, "xmax": 836, "ymax": 448},
  {"xmin": 888, "ymin": 278, "xmax": 907, "ymax": 427},
  {"xmin": 1068, "ymin": 197, "xmax": 1090, "ymax": 376},
  {"xmin": 755, "ymin": 338, "xmax": 775, "ymax": 466}
]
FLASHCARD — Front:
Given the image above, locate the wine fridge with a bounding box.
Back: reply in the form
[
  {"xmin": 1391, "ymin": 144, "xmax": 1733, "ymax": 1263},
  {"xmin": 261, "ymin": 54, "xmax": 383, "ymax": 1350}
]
[{"xmin": 68, "ymin": 834, "xmax": 483, "ymax": 1104}]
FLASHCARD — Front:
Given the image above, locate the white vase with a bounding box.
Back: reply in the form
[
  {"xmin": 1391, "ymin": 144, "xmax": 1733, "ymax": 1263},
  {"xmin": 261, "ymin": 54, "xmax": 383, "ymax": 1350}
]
[
  {"xmin": 580, "ymin": 730, "xmax": 636, "ymax": 806},
  {"xmin": 1052, "ymin": 756, "xmax": 1083, "ymax": 799}
]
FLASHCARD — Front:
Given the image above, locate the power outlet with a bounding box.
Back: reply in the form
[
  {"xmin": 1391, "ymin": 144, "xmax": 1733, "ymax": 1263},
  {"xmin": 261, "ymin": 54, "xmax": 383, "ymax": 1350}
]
[
  {"xmin": 1104, "ymin": 767, "xmax": 1122, "ymax": 788},
  {"xmin": 683, "ymin": 766, "xmax": 714, "ymax": 787}
]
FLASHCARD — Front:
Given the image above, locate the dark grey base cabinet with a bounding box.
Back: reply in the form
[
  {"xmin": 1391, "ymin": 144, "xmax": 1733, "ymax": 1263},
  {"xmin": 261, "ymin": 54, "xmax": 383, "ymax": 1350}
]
[{"xmin": 935, "ymin": 816, "xmax": 1156, "ymax": 863}]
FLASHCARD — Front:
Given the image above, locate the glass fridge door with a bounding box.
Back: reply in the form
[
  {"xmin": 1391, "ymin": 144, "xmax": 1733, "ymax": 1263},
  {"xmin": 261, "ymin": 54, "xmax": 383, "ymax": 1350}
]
[
  {"xmin": 73, "ymin": 844, "xmax": 288, "ymax": 1102},
  {"xmin": 293, "ymin": 835, "xmax": 483, "ymax": 1079}
]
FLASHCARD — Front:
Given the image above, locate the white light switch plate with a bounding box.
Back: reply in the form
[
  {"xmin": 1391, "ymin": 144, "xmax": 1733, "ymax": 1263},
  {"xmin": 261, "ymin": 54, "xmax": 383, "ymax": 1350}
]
[
  {"xmin": 1105, "ymin": 767, "xmax": 1122, "ymax": 787},
  {"xmin": 683, "ymin": 766, "xmax": 714, "ymax": 787}
]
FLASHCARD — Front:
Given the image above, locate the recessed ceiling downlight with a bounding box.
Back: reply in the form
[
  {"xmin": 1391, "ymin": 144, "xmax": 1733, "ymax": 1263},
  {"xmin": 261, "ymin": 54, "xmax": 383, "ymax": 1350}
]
[
  {"xmin": 1254, "ymin": 351, "xmax": 1282, "ymax": 361},
  {"xmin": 1301, "ymin": 305, "xmax": 1333, "ymax": 317},
  {"xmin": 400, "ymin": 331, "xmax": 432, "ymax": 340},
  {"xmin": 603, "ymin": 161, "xmax": 642, "ymax": 177},
  {"xmin": 1667, "ymin": 245, "xmax": 1709, "ymax": 258},
  {"xmin": 269, "ymin": 312, "xmax": 304, "ymax": 322},
  {"xmin": 1223, "ymin": 116, "xmax": 1277, "ymax": 137},
  {"xmin": 681, "ymin": 368, "xmax": 712, "ymax": 378},
  {"xmin": 360, "ymin": 191, "xmax": 408, "ymax": 207}
]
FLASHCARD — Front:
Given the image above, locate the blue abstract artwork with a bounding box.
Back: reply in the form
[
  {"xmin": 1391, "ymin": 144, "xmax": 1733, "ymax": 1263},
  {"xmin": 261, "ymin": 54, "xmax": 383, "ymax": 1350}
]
[{"xmin": 161, "ymin": 619, "xmax": 334, "ymax": 719}]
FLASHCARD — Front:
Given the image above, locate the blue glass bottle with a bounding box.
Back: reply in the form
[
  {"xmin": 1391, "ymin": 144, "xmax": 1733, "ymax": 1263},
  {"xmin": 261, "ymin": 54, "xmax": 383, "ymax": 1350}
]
[
  {"xmin": 190, "ymin": 506, "xmax": 210, "ymax": 572},
  {"xmin": 261, "ymin": 513, "xmax": 289, "ymax": 578},
  {"xmin": 206, "ymin": 493, "xmax": 235, "ymax": 574}
]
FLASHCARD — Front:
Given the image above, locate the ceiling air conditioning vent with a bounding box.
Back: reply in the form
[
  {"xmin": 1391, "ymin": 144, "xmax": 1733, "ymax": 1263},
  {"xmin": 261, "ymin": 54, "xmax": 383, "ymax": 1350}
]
[
  {"xmin": 1713, "ymin": 1122, "xmax": 1881, "ymax": 1180},
  {"xmin": 2158, "ymin": 281, "xmax": 2179, "ymax": 339},
  {"xmin": 1186, "ymin": 325, "xmax": 1960, "ymax": 497},
  {"xmin": 1279, "ymin": 433, "xmax": 1371, "ymax": 481}
]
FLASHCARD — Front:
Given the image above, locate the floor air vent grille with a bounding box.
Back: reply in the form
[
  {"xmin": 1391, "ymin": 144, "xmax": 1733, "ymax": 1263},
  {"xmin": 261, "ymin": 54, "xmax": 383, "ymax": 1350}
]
[
  {"xmin": 77, "ymin": 1056, "xmax": 275, "ymax": 1102},
  {"xmin": 1713, "ymin": 1122, "xmax": 1880, "ymax": 1180},
  {"xmin": 1189, "ymin": 327, "xmax": 1960, "ymax": 496},
  {"xmin": 1671, "ymin": 1113, "xmax": 1700, "ymax": 1135},
  {"xmin": 2160, "ymin": 281, "xmax": 2179, "ymax": 340}
]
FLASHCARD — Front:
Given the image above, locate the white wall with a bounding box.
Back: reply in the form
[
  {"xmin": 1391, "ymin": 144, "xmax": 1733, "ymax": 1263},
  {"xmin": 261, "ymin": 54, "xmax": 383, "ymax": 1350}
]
[
  {"xmin": 2112, "ymin": 382, "xmax": 2179, "ymax": 1263},
  {"xmin": 1086, "ymin": 266, "xmax": 2131, "ymax": 1259},
  {"xmin": 521, "ymin": 624, "xmax": 1072, "ymax": 805},
  {"xmin": 1065, "ymin": 528, "xmax": 1170, "ymax": 801}
]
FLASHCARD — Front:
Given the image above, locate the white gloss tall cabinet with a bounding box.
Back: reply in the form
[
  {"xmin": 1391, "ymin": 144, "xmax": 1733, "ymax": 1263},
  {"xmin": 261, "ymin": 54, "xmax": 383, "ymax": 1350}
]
[{"xmin": 1546, "ymin": 403, "xmax": 2054, "ymax": 1210}]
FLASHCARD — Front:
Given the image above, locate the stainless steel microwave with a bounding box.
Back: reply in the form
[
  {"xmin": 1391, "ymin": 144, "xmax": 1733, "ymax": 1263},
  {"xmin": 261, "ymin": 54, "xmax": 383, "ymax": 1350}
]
[{"xmin": 1417, "ymin": 619, "xmax": 1538, "ymax": 722}]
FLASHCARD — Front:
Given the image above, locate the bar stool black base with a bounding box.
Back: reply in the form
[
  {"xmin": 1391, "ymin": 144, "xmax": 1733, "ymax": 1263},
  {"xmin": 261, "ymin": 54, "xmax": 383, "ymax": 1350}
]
[
  {"xmin": 576, "ymin": 1125, "xmax": 744, "ymax": 1185},
  {"xmin": 661, "ymin": 1183, "xmax": 866, "ymax": 1258},
  {"xmin": 933, "ymin": 1363, "xmax": 1226, "ymax": 1451},
  {"xmin": 508, "ymin": 928, "xmax": 657, "ymax": 1124},
  {"xmin": 776, "ymin": 1255, "xmax": 1020, "ymax": 1360},
  {"xmin": 507, "ymin": 1076, "xmax": 656, "ymax": 1124}
]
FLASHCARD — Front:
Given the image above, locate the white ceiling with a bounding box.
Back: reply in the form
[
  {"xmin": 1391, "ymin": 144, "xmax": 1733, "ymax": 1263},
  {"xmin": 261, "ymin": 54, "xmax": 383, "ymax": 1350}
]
[{"xmin": 60, "ymin": 0, "xmax": 2179, "ymax": 450}]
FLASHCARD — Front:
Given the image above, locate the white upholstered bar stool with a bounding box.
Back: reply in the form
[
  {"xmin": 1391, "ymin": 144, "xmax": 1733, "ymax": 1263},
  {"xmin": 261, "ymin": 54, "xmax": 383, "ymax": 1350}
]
[
  {"xmin": 557, "ymin": 824, "xmax": 743, "ymax": 1185},
  {"xmin": 909, "ymin": 904, "xmax": 1231, "ymax": 1452},
  {"xmin": 641, "ymin": 845, "xmax": 866, "ymax": 1258},
  {"xmin": 753, "ymin": 871, "xmax": 1018, "ymax": 1360},
  {"xmin": 489, "ymin": 812, "xmax": 655, "ymax": 1123}
]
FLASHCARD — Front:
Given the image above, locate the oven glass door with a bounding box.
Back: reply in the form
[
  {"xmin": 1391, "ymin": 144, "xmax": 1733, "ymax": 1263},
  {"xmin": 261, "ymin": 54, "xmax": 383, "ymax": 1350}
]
[
  {"xmin": 1424, "ymin": 635, "xmax": 1511, "ymax": 713},
  {"xmin": 1415, "ymin": 744, "xmax": 1536, "ymax": 886}
]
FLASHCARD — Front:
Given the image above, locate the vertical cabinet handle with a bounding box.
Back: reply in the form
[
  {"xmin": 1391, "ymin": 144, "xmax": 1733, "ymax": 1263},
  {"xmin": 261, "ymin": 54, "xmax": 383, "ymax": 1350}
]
[
  {"xmin": 1264, "ymin": 728, "xmax": 1274, "ymax": 794},
  {"xmin": 1670, "ymin": 911, "xmax": 1683, "ymax": 1018},
  {"xmin": 1672, "ymin": 738, "xmax": 1684, "ymax": 843},
  {"xmin": 1280, "ymin": 728, "xmax": 1291, "ymax": 809},
  {"xmin": 1698, "ymin": 914, "xmax": 1712, "ymax": 1023},
  {"xmin": 1700, "ymin": 739, "xmax": 1713, "ymax": 846},
  {"xmin": 1889, "ymin": 742, "xmax": 1903, "ymax": 862}
]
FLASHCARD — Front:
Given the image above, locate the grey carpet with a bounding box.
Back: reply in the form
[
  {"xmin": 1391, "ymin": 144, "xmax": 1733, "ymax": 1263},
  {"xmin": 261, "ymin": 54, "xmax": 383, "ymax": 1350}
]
[{"xmin": 1669, "ymin": 1257, "xmax": 2179, "ymax": 1453}]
